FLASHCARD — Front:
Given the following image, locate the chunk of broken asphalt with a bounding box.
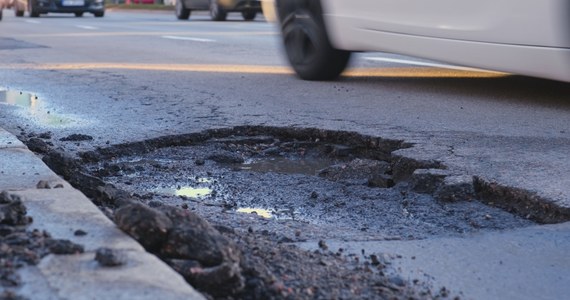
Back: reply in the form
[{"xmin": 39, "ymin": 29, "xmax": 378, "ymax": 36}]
[{"xmin": 95, "ymin": 248, "xmax": 127, "ymax": 267}]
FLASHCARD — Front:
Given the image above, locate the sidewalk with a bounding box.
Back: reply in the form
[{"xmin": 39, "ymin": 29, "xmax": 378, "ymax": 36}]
[{"xmin": 0, "ymin": 127, "xmax": 205, "ymax": 299}]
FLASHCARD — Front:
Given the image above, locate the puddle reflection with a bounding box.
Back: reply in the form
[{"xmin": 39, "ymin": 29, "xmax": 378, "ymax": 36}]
[
  {"xmin": 0, "ymin": 89, "xmax": 77, "ymax": 126},
  {"xmin": 236, "ymin": 207, "xmax": 273, "ymax": 219},
  {"xmin": 156, "ymin": 186, "xmax": 212, "ymax": 198}
]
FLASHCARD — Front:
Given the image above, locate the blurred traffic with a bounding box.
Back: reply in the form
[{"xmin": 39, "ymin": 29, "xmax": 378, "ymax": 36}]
[
  {"xmin": 273, "ymin": 0, "xmax": 570, "ymax": 82},
  {"xmin": 1, "ymin": 0, "xmax": 104, "ymax": 17}
]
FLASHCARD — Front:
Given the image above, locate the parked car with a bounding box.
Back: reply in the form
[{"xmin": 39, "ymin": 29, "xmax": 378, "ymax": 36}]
[
  {"xmin": 12, "ymin": 0, "xmax": 104, "ymax": 18},
  {"xmin": 175, "ymin": 0, "xmax": 261, "ymax": 21},
  {"xmin": 274, "ymin": 0, "xmax": 570, "ymax": 82}
]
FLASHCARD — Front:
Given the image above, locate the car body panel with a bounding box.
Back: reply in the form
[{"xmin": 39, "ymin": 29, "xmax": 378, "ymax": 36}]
[
  {"xmin": 324, "ymin": 0, "xmax": 570, "ymax": 48},
  {"xmin": 319, "ymin": 0, "xmax": 570, "ymax": 82}
]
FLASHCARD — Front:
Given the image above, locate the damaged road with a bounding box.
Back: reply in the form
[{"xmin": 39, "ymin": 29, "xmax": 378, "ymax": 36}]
[{"xmin": 14, "ymin": 125, "xmax": 569, "ymax": 299}]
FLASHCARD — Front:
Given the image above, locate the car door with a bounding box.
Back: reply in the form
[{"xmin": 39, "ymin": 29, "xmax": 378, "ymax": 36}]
[{"xmin": 324, "ymin": 0, "xmax": 569, "ymax": 47}]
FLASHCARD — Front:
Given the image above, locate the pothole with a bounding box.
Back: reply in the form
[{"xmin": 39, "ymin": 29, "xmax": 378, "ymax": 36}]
[
  {"xmin": 34, "ymin": 126, "xmax": 569, "ymax": 299},
  {"xmin": 78, "ymin": 126, "xmax": 537, "ymax": 241}
]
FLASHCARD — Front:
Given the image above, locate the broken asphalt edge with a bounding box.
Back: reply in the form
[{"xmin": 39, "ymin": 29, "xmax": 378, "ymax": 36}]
[
  {"xmin": 72, "ymin": 124, "xmax": 570, "ymax": 224},
  {"xmin": 0, "ymin": 128, "xmax": 206, "ymax": 300}
]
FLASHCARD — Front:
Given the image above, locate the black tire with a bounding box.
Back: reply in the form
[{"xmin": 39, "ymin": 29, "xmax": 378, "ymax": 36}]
[
  {"xmin": 75, "ymin": 12, "xmax": 84, "ymax": 17},
  {"xmin": 0, "ymin": 10, "xmax": 3, "ymax": 21},
  {"xmin": 209, "ymin": 0, "xmax": 226, "ymax": 21},
  {"xmin": 28, "ymin": 0, "xmax": 40, "ymax": 17},
  {"xmin": 241, "ymin": 10, "xmax": 256, "ymax": 21},
  {"xmin": 175, "ymin": 0, "xmax": 190, "ymax": 20},
  {"xmin": 15, "ymin": 9, "xmax": 25, "ymax": 17},
  {"xmin": 94, "ymin": 11, "xmax": 104, "ymax": 17},
  {"xmin": 281, "ymin": 9, "xmax": 351, "ymax": 81}
]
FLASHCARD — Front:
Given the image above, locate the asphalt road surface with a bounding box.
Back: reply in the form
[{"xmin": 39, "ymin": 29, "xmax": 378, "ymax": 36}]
[{"xmin": 1, "ymin": 9, "xmax": 570, "ymax": 299}]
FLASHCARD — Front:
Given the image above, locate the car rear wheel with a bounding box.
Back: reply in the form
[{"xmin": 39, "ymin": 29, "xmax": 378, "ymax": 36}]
[
  {"xmin": 175, "ymin": 0, "xmax": 190, "ymax": 20},
  {"xmin": 281, "ymin": 9, "xmax": 351, "ymax": 80},
  {"xmin": 28, "ymin": 0, "xmax": 40, "ymax": 17},
  {"xmin": 94, "ymin": 11, "xmax": 104, "ymax": 17},
  {"xmin": 15, "ymin": 9, "xmax": 24, "ymax": 17},
  {"xmin": 241, "ymin": 10, "xmax": 256, "ymax": 21},
  {"xmin": 209, "ymin": 0, "xmax": 226, "ymax": 21},
  {"xmin": 75, "ymin": 12, "xmax": 83, "ymax": 17}
]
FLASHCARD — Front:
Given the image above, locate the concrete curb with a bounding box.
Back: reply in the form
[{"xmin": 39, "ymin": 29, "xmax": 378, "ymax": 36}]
[{"xmin": 0, "ymin": 128, "xmax": 205, "ymax": 300}]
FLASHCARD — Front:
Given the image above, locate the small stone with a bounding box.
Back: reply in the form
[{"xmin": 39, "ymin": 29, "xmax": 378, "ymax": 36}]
[
  {"xmin": 318, "ymin": 240, "xmax": 328, "ymax": 251},
  {"xmin": 370, "ymin": 254, "xmax": 381, "ymax": 266},
  {"xmin": 0, "ymin": 192, "xmax": 30, "ymax": 226},
  {"xmin": 310, "ymin": 191, "xmax": 318, "ymax": 199},
  {"xmin": 47, "ymin": 239, "xmax": 84, "ymax": 255},
  {"xmin": 195, "ymin": 159, "xmax": 205, "ymax": 166},
  {"xmin": 74, "ymin": 229, "xmax": 87, "ymax": 236},
  {"xmin": 36, "ymin": 180, "xmax": 51, "ymax": 189},
  {"xmin": 26, "ymin": 138, "xmax": 50, "ymax": 154},
  {"xmin": 95, "ymin": 248, "xmax": 127, "ymax": 267},
  {"xmin": 54, "ymin": 183, "xmax": 64, "ymax": 189}
]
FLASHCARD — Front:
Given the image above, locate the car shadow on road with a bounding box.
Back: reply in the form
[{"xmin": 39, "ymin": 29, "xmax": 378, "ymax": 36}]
[{"xmin": 340, "ymin": 72, "xmax": 570, "ymax": 110}]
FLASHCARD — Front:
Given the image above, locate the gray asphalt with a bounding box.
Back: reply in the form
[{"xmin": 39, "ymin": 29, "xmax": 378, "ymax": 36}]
[{"xmin": 1, "ymin": 9, "xmax": 569, "ymax": 299}]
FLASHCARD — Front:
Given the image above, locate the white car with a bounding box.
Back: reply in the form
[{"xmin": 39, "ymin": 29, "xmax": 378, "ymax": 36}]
[{"xmin": 275, "ymin": 0, "xmax": 570, "ymax": 82}]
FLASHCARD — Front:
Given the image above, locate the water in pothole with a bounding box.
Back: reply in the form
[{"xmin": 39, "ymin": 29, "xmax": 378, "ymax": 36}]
[
  {"xmin": 156, "ymin": 186, "xmax": 213, "ymax": 198},
  {"xmin": 239, "ymin": 156, "xmax": 336, "ymax": 176},
  {"xmin": 0, "ymin": 89, "xmax": 80, "ymax": 127}
]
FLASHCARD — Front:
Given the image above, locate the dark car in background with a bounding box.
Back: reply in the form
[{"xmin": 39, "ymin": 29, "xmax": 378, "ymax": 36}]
[
  {"xmin": 175, "ymin": 0, "xmax": 261, "ymax": 21},
  {"xmin": 12, "ymin": 0, "xmax": 104, "ymax": 17}
]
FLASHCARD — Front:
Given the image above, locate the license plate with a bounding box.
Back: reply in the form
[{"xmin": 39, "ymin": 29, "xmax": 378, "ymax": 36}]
[{"xmin": 62, "ymin": 0, "xmax": 84, "ymax": 6}]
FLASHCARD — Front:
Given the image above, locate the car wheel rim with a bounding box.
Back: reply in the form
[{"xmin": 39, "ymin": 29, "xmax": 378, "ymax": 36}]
[{"xmin": 285, "ymin": 25, "xmax": 316, "ymax": 66}]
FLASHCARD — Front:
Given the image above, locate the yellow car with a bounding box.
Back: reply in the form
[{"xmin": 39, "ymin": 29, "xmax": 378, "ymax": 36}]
[{"xmin": 13, "ymin": 0, "xmax": 27, "ymax": 16}]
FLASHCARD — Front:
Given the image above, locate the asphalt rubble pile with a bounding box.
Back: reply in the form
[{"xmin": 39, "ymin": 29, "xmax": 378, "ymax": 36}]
[{"xmin": 0, "ymin": 191, "xmax": 84, "ymax": 300}]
